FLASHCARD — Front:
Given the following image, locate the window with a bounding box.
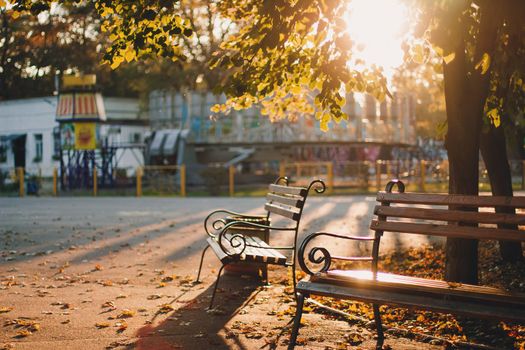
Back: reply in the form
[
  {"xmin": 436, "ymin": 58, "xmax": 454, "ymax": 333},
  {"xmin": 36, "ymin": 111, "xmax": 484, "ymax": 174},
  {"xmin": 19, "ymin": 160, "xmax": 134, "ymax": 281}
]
[
  {"xmin": 34, "ymin": 134, "xmax": 43, "ymax": 162},
  {"xmin": 130, "ymin": 132, "xmax": 142, "ymax": 143},
  {"xmin": 0, "ymin": 140, "xmax": 7, "ymax": 163}
]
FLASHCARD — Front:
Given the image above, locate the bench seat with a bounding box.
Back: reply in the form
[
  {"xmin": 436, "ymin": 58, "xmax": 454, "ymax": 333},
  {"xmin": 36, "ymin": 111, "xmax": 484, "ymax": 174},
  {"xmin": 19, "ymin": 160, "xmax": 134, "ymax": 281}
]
[
  {"xmin": 299, "ymin": 270, "xmax": 525, "ymax": 322},
  {"xmin": 207, "ymin": 235, "xmax": 288, "ymax": 265}
]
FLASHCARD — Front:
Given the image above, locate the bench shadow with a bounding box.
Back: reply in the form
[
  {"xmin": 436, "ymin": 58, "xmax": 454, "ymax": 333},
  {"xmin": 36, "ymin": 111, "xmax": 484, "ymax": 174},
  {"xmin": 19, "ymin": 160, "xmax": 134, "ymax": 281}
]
[{"xmin": 128, "ymin": 273, "xmax": 267, "ymax": 350}]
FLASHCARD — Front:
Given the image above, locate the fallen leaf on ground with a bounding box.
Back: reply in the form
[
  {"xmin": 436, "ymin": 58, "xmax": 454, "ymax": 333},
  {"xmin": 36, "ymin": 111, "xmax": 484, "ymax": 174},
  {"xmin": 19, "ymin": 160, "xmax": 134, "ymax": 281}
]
[
  {"xmin": 95, "ymin": 322, "xmax": 110, "ymax": 328},
  {"xmin": 0, "ymin": 307, "xmax": 12, "ymax": 313},
  {"xmin": 158, "ymin": 304, "xmax": 174, "ymax": 313},
  {"xmin": 117, "ymin": 309, "xmax": 135, "ymax": 318},
  {"xmin": 116, "ymin": 321, "xmax": 128, "ymax": 333},
  {"xmin": 102, "ymin": 301, "xmax": 115, "ymax": 308},
  {"xmin": 15, "ymin": 330, "xmax": 32, "ymax": 338}
]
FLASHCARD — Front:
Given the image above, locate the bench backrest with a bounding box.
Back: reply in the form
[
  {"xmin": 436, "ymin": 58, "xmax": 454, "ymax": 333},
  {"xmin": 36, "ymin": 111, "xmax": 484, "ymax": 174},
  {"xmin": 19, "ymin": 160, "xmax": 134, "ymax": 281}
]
[
  {"xmin": 371, "ymin": 183, "xmax": 525, "ymax": 242},
  {"xmin": 265, "ymin": 177, "xmax": 325, "ymax": 228}
]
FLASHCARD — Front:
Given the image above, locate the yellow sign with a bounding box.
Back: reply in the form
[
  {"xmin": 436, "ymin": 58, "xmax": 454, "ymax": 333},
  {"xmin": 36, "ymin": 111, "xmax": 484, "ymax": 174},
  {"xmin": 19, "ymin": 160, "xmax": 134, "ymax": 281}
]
[
  {"xmin": 74, "ymin": 123, "xmax": 97, "ymax": 150},
  {"xmin": 63, "ymin": 74, "xmax": 96, "ymax": 87}
]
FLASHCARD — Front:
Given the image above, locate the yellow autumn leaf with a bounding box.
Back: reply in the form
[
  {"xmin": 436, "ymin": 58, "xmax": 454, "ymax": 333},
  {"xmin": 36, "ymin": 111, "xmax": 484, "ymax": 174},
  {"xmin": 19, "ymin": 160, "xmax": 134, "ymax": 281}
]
[
  {"xmin": 0, "ymin": 0, "xmax": 6, "ymax": 8},
  {"xmin": 487, "ymin": 108, "xmax": 501, "ymax": 127},
  {"xmin": 117, "ymin": 309, "xmax": 135, "ymax": 318},
  {"xmin": 0, "ymin": 306, "xmax": 13, "ymax": 313},
  {"xmin": 257, "ymin": 82, "xmax": 268, "ymax": 92},
  {"xmin": 320, "ymin": 113, "xmax": 330, "ymax": 132},
  {"xmin": 443, "ymin": 52, "xmax": 456, "ymax": 64},
  {"xmin": 11, "ymin": 10, "xmax": 20, "ymax": 19},
  {"xmin": 124, "ymin": 48, "xmax": 135, "ymax": 63},
  {"xmin": 110, "ymin": 56, "xmax": 124, "ymax": 70},
  {"xmin": 159, "ymin": 304, "xmax": 174, "ymax": 313},
  {"xmin": 95, "ymin": 322, "xmax": 110, "ymax": 328},
  {"xmin": 290, "ymin": 85, "xmax": 302, "ymax": 95},
  {"xmin": 16, "ymin": 329, "xmax": 32, "ymax": 337},
  {"xmin": 475, "ymin": 53, "xmax": 491, "ymax": 74},
  {"xmin": 100, "ymin": 7, "xmax": 113, "ymax": 17}
]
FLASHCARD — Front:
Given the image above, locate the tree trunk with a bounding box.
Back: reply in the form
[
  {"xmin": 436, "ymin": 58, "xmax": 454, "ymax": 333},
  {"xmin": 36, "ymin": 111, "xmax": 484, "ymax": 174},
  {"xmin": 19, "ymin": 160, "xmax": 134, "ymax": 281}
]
[
  {"xmin": 442, "ymin": 1, "xmax": 501, "ymax": 284},
  {"xmin": 443, "ymin": 53, "xmax": 481, "ymax": 284},
  {"xmin": 480, "ymin": 126, "xmax": 523, "ymax": 261}
]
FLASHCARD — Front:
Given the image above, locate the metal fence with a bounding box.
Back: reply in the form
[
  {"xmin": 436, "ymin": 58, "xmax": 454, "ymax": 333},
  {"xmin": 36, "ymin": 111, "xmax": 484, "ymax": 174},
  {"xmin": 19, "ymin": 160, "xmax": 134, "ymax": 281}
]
[{"xmin": 2, "ymin": 159, "xmax": 525, "ymax": 197}]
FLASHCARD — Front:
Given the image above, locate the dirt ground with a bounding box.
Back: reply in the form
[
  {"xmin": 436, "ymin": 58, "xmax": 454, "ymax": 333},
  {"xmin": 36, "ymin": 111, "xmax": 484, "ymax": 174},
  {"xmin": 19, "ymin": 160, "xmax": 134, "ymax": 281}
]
[{"xmin": 0, "ymin": 196, "xmax": 443, "ymax": 350}]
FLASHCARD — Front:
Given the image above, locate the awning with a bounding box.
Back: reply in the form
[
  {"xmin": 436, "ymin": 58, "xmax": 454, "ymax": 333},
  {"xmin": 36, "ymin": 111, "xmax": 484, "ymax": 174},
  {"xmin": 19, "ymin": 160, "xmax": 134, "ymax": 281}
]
[
  {"xmin": 149, "ymin": 130, "xmax": 168, "ymax": 156},
  {"xmin": 162, "ymin": 130, "xmax": 179, "ymax": 156}
]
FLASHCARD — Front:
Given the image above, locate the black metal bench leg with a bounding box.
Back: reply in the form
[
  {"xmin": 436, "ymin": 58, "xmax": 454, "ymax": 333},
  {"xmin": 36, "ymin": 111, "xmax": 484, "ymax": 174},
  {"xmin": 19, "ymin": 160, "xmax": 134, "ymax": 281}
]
[
  {"xmin": 373, "ymin": 304, "xmax": 384, "ymax": 350},
  {"xmin": 209, "ymin": 264, "xmax": 226, "ymax": 309},
  {"xmin": 291, "ymin": 263, "xmax": 297, "ymax": 300},
  {"xmin": 195, "ymin": 245, "xmax": 210, "ymax": 283},
  {"xmin": 261, "ymin": 265, "xmax": 269, "ymax": 285},
  {"xmin": 288, "ymin": 292, "xmax": 305, "ymax": 350}
]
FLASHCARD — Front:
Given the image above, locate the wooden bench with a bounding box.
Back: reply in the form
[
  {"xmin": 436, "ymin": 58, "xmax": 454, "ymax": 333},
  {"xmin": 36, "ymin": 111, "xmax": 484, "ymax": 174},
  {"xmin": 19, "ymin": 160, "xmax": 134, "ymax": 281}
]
[
  {"xmin": 289, "ymin": 180, "xmax": 525, "ymax": 349},
  {"xmin": 196, "ymin": 176, "xmax": 326, "ymax": 308}
]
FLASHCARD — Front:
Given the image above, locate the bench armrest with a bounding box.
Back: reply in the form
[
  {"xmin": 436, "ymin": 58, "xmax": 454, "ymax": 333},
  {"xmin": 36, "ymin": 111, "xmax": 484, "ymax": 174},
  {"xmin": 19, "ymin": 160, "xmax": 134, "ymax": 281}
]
[
  {"xmin": 298, "ymin": 232, "xmax": 377, "ymax": 275},
  {"xmin": 215, "ymin": 219, "xmax": 295, "ymax": 257},
  {"xmin": 204, "ymin": 209, "xmax": 267, "ymax": 238}
]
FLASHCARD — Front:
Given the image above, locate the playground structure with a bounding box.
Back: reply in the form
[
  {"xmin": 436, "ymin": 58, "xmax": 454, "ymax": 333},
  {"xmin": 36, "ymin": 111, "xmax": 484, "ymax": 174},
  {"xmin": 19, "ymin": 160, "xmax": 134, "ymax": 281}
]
[{"xmin": 55, "ymin": 75, "xmax": 145, "ymax": 191}]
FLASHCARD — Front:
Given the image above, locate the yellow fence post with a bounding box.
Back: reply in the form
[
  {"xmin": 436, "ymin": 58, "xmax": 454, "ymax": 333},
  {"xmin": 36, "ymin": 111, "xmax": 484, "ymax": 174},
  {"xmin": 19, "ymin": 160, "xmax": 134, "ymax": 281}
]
[
  {"xmin": 420, "ymin": 160, "xmax": 426, "ymax": 192},
  {"xmin": 180, "ymin": 164, "xmax": 186, "ymax": 197},
  {"xmin": 327, "ymin": 162, "xmax": 334, "ymax": 194},
  {"xmin": 376, "ymin": 160, "xmax": 382, "ymax": 191},
  {"xmin": 386, "ymin": 161, "xmax": 392, "ymax": 181},
  {"xmin": 17, "ymin": 167, "xmax": 24, "ymax": 197},
  {"xmin": 229, "ymin": 165, "xmax": 234, "ymax": 197},
  {"xmin": 279, "ymin": 162, "xmax": 285, "ymax": 178},
  {"xmin": 93, "ymin": 167, "xmax": 98, "ymax": 196},
  {"xmin": 136, "ymin": 167, "xmax": 142, "ymax": 197},
  {"xmin": 53, "ymin": 167, "xmax": 58, "ymax": 196}
]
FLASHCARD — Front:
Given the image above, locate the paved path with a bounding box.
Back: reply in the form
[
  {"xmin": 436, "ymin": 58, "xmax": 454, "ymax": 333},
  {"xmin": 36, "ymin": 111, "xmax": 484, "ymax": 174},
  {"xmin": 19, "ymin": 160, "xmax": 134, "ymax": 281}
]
[{"xmin": 0, "ymin": 197, "xmax": 440, "ymax": 350}]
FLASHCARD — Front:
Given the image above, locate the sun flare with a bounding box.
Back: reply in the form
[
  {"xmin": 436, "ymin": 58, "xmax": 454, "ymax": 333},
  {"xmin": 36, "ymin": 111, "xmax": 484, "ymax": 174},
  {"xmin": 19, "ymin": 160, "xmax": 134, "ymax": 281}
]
[{"xmin": 345, "ymin": 0, "xmax": 410, "ymax": 79}]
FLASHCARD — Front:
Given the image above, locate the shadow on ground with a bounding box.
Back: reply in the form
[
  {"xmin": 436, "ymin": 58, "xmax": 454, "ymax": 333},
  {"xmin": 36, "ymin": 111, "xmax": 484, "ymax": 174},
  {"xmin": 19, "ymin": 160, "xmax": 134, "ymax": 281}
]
[{"xmin": 129, "ymin": 273, "xmax": 274, "ymax": 350}]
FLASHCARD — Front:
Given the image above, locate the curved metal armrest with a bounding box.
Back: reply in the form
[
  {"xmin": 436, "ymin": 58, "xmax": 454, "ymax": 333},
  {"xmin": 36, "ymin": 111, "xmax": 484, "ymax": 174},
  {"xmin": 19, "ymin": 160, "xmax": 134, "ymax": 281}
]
[
  {"xmin": 298, "ymin": 232, "xmax": 377, "ymax": 275},
  {"xmin": 204, "ymin": 209, "xmax": 266, "ymax": 238},
  {"xmin": 216, "ymin": 220, "xmax": 294, "ymax": 257}
]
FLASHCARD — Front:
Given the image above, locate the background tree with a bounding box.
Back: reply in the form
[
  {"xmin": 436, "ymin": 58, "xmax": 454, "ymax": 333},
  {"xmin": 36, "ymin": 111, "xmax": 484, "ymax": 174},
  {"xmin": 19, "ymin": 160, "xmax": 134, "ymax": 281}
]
[{"xmin": 0, "ymin": 2, "xmax": 143, "ymax": 99}]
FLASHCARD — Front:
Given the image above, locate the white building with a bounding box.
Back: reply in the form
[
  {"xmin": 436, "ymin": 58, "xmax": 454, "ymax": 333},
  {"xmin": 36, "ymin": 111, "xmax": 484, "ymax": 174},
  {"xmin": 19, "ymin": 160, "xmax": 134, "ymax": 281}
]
[{"xmin": 0, "ymin": 97, "xmax": 148, "ymax": 177}]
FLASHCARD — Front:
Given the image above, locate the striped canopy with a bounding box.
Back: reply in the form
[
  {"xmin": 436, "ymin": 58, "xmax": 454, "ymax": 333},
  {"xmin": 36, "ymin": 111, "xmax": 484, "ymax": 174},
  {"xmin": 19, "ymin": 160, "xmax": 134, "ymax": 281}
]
[{"xmin": 56, "ymin": 92, "xmax": 106, "ymax": 122}]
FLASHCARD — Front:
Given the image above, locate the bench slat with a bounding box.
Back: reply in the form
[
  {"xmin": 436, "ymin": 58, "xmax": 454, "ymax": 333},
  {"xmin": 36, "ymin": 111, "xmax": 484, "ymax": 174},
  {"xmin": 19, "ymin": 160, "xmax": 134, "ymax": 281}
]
[
  {"xmin": 377, "ymin": 192, "xmax": 525, "ymax": 208},
  {"xmin": 370, "ymin": 220, "xmax": 525, "ymax": 241},
  {"xmin": 264, "ymin": 203, "xmax": 301, "ymax": 221},
  {"xmin": 311, "ymin": 270, "xmax": 525, "ymax": 304},
  {"xmin": 374, "ymin": 205, "xmax": 525, "ymax": 226},
  {"xmin": 269, "ymin": 184, "xmax": 307, "ymax": 197},
  {"xmin": 267, "ymin": 193, "xmax": 305, "ymax": 208},
  {"xmin": 297, "ymin": 279, "xmax": 525, "ymax": 322}
]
